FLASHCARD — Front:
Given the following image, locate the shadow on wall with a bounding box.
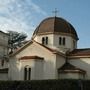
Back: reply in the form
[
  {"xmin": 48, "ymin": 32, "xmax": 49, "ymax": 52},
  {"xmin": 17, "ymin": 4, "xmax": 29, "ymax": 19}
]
[
  {"xmin": 43, "ymin": 60, "xmax": 56, "ymax": 79},
  {"xmin": 69, "ymin": 58, "xmax": 90, "ymax": 79}
]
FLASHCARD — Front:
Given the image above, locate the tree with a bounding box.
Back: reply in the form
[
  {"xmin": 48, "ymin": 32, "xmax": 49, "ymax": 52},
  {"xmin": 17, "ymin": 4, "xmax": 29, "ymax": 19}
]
[{"xmin": 8, "ymin": 31, "xmax": 27, "ymax": 54}]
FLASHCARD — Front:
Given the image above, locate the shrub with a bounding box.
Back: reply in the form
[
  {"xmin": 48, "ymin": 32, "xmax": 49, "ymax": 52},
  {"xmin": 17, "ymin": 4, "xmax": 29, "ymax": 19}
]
[{"xmin": 0, "ymin": 79, "xmax": 89, "ymax": 90}]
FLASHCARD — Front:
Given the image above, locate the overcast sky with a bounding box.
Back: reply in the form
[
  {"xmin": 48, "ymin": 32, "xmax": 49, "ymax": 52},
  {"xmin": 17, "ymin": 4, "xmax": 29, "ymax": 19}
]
[{"xmin": 0, "ymin": 0, "xmax": 90, "ymax": 48}]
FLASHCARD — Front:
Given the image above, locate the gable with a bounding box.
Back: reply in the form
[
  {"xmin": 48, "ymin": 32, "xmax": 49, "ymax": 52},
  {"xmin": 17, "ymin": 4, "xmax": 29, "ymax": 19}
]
[
  {"xmin": 15, "ymin": 41, "xmax": 56, "ymax": 60},
  {"xmin": 11, "ymin": 40, "xmax": 65, "ymax": 58}
]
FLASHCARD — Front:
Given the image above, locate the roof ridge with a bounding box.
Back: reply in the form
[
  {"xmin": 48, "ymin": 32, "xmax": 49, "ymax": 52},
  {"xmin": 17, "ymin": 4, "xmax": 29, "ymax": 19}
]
[
  {"xmin": 77, "ymin": 48, "xmax": 90, "ymax": 50},
  {"xmin": 10, "ymin": 40, "xmax": 65, "ymax": 57},
  {"xmin": 32, "ymin": 40, "xmax": 65, "ymax": 56},
  {"xmin": 58, "ymin": 62, "xmax": 86, "ymax": 74}
]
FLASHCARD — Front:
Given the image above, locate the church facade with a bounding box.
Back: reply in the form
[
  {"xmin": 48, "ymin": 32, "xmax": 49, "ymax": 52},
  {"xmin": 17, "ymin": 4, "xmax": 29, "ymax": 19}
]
[{"xmin": 0, "ymin": 16, "xmax": 90, "ymax": 80}]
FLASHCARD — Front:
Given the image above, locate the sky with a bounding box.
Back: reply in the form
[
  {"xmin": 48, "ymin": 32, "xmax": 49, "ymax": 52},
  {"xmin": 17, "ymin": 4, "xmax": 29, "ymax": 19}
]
[{"xmin": 0, "ymin": 0, "xmax": 90, "ymax": 48}]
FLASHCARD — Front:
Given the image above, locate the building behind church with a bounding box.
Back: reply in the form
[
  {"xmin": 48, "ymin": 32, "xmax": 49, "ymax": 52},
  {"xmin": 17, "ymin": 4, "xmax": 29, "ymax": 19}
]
[
  {"xmin": 0, "ymin": 31, "xmax": 9, "ymax": 80},
  {"xmin": 0, "ymin": 16, "xmax": 90, "ymax": 80}
]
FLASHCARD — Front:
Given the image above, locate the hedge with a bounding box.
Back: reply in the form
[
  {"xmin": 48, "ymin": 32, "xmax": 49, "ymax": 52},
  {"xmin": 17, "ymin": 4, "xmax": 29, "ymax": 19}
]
[{"xmin": 0, "ymin": 79, "xmax": 90, "ymax": 90}]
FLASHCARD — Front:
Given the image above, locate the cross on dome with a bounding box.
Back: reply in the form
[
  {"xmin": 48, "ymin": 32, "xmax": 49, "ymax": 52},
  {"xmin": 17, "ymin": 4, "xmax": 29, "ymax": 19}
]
[{"xmin": 52, "ymin": 8, "xmax": 59, "ymax": 17}]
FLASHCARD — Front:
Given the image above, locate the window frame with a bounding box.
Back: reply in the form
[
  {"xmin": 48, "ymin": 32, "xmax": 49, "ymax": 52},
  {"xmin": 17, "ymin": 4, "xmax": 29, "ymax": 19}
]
[
  {"xmin": 59, "ymin": 37, "xmax": 66, "ymax": 46},
  {"xmin": 59, "ymin": 37, "xmax": 62, "ymax": 45},
  {"xmin": 46, "ymin": 37, "xmax": 48, "ymax": 45},
  {"xmin": 24, "ymin": 66, "xmax": 31, "ymax": 80},
  {"xmin": 63, "ymin": 37, "xmax": 65, "ymax": 45},
  {"xmin": 42, "ymin": 37, "xmax": 48, "ymax": 45},
  {"xmin": 42, "ymin": 37, "xmax": 45, "ymax": 44}
]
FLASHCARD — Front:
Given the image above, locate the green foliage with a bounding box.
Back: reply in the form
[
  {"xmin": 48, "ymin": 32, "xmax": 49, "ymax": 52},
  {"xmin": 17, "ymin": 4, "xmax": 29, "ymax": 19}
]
[
  {"xmin": 8, "ymin": 31, "xmax": 27, "ymax": 53},
  {"xmin": 0, "ymin": 79, "xmax": 89, "ymax": 90}
]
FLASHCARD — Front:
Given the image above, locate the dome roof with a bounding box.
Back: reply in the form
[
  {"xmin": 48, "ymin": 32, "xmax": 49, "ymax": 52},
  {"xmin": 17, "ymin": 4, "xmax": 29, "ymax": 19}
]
[{"xmin": 33, "ymin": 17, "xmax": 79, "ymax": 40}]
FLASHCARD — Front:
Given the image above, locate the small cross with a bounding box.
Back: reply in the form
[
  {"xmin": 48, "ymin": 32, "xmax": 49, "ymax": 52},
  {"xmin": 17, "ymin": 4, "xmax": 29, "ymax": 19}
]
[{"xmin": 52, "ymin": 8, "xmax": 59, "ymax": 17}]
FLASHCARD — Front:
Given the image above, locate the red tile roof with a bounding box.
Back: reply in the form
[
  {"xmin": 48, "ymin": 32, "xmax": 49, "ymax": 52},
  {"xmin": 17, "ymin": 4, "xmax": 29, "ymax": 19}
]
[
  {"xmin": 19, "ymin": 56, "xmax": 44, "ymax": 60},
  {"xmin": 58, "ymin": 62, "xmax": 86, "ymax": 74},
  {"xmin": 33, "ymin": 17, "xmax": 78, "ymax": 40},
  {"xmin": 68, "ymin": 48, "xmax": 90, "ymax": 57}
]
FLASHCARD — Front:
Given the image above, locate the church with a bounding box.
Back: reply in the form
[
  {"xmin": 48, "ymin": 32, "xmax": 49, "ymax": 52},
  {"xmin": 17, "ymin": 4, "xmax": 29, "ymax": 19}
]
[{"xmin": 1, "ymin": 16, "xmax": 90, "ymax": 80}]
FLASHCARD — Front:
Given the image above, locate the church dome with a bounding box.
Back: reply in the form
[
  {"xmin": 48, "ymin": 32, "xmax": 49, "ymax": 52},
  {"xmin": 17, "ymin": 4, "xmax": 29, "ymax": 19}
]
[{"xmin": 33, "ymin": 17, "xmax": 79, "ymax": 40}]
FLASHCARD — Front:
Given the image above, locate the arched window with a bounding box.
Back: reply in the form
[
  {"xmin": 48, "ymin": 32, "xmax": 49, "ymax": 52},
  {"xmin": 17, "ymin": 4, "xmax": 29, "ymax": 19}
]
[
  {"xmin": 46, "ymin": 37, "xmax": 48, "ymax": 45},
  {"xmin": 59, "ymin": 37, "xmax": 62, "ymax": 45},
  {"xmin": 24, "ymin": 66, "xmax": 31, "ymax": 80},
  {"xmin": 59, "ymin": 37, "xmax": 66, "ymax": 46},
  {"xmin": 42, "ymin": 37, "xmax": 48, "ymax": 45},
  {"xmin": 42, "ymin": 37, "xmax": 45, "ymax": 44},
  {"xmin": 63, "ymin": 37, "xmax": 65, "ymax": 45},
  {"xmin": 24, "ymin": 67, "xmax": 27, "ymax": 80}
]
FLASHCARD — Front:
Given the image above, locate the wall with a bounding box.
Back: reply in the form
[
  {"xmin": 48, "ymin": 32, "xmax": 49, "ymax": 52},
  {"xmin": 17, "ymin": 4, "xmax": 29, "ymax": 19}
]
[
  {"xmin": 54, "ymin": 34, "xmax": 77, "ymax": 51},
  {"xmin": 58, "ymin": 73, "xmax": 81, "ymax": 79},
  {"xmin": 69, "ymin": 58, "xmax": 90, "ymax": 79},
  {"xmin": 10, "ymin": 42, "xmax": 57, "ymax": 80},
  {"xmin": 0, "ymin": 73, "xmax": 8, "ymax": 80},
  {"xmin": 19, "ymin": 59, "xmax": 44, "ymax": 80},
  {"xmin": 34, "ymin": 34, "xmax": 77, "ymax": 52},
  {"xmin": 9, "ymin": 57, "xmax": 21, "ymax": 80},
  {"xmin": 0, "ymin": 32, "xmax": 8, "ymax": 57},
  {"xmin": 34, "ymin": 60, "xmax": 44, "ymax": 80},
  {"xmin": 0, "ymin": 31, "xmax": 9, "ymax": 72},
  {"xmin": 56, "ymin": 54, "xmax": 65, "ymax": 78},
  {"xmin": 0, "ymin": 61, "xmax": 9, "ymax": 69},
  {"xmin": 20, "ymin": 59, "xmax": 35, "ymax": 80},
  {"xmin": 34, "ymin": 34, "xmax": 54, "ymax": 48}
]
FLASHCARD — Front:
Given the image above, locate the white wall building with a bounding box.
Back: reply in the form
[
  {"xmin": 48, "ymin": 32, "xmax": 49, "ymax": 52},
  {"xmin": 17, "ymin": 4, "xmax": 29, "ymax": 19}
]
[
  {"xmin": 0, "ymin": 16, "xmax": 90, "ymax": 80},
  {"xmin": 0, "ymin": 31, "xmax": 9, "ymax": 57},
  {"xmin": 0, "ymin": 31, "xmax": 9, "ymax": 80}
]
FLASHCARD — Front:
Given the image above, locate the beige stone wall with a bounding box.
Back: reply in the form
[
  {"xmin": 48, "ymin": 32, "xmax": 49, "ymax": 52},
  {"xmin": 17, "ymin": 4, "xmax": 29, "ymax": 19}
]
[
  {"xmin": 9, "ymin": 57, "xmax": 21, "ymax": 80},
  {"xmin": 34, "ymin": 34, "xmax": 77, "ymax": 52},
  {"xmin": 56, "ymin": 54, "xmax": 65, "ymax": 78},
  {"xmin": 58, "ymin": 73, "xmax": 82, "ymax": 79},
  {"xmin": 69, "ymin": 58, "xmax": 90, "ymax": 79},
  {"xmin": 10, "ymin": 42, "xmax": 57, "ymax": 80},
  {"xmin": 54, "ymin": 35, "xmax": 77, "ymax": 51},
  {"xmin": 18, "ymin": 59, "xmax": 44, "ymax": 80},
  {"xmin": 56, "ymin": 55, "xmax": 65, "ymax": 69},
  {"xmin": 34, "ymin": 34, "xmax": 54, "ymax": 48},
  {"xmin": 34, "ymin": 60, "xmax": 44, "ymax": 80}
]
